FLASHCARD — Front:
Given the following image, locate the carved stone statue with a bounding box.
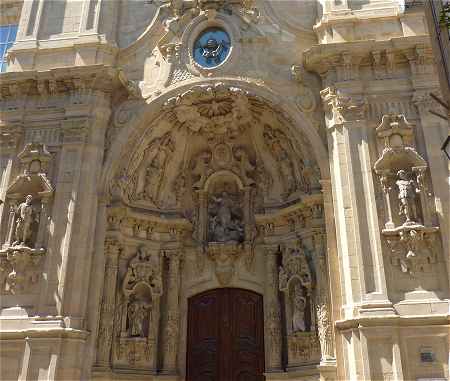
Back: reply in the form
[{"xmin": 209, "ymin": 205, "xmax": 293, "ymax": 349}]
[
  {"xmin": 316, "ymin": 302, "xmax": 333, "ymax": 360},
  {"xmin": 208, "ymin": 191, "xmax": 244, "ymax": 243},
  {"xmin": 234, "ymin": 148, "xmax": 254, "ymax": 186},
  {"xmin": 127, "ymin": 299, "xmax": 151, "ymax": 338},
  {"xmin": 192, "ymin": 151, "xmax": 211, "ymax": 189},
  {"xmin": 13, "ymin": 195, "xmax": 37, "ymax": 247},
  {"xmin": 292, "ymin": 284, "xmax": 307, "ymax": 332},
  {"xmin": 396, "ymin": 169, "xmax": 418, "ymax": 224},
  {"xmin": 135, "ymin": 134, "xmax": 174, "ymax": 203}
]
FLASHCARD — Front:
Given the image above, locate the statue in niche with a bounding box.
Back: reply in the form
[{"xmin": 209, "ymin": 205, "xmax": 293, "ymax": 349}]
[
  {"xmin": 208, "ymin": 191, "xmax": 244, "ymax": 243},
  {"xmin": 396, "ymin": 169, "xmax": 419, "ymax": 225},
  {"xmin": 127, "ymin": 298, "xmax": 151, "ymax": 338},
  {"xmin": 292, "ymin": 283, "xmax": 307, "ymax": 332},
  {"xmin": 13, "ymin": 195, "xmax": 37, "ymax": 247}
]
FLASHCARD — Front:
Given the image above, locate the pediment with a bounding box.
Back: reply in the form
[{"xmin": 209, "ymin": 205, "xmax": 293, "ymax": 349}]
[{"xmin": 6, "ymin": 174, "xmax": 53, "ymax": 200}]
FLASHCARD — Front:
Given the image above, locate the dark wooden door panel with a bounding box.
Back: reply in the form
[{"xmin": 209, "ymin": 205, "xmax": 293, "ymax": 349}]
[
  {"xmin": 187, "ymin": 288, "xmax": 265, "ymax": 381},
  {"xmin": 187, "ymin": 290, "xmax": 221, "ymax": 381}
]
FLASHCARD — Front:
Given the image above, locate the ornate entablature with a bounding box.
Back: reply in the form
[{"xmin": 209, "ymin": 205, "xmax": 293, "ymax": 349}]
[
  {"xmin": 373, "ymin": 114, "xmax": 440, "ymax": 276},
  {"xmin": 0, "ymin": 143, "xmax": 53, "ymax": 295}
]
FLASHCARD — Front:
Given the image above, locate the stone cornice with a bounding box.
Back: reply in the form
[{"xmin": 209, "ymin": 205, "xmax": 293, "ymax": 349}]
[
  {"xmin": 335, "ymin": 314, "xmax": 450, "ymax": 331},
  {"xmin": 304, "ymin": 36, "xmax": 432, "ymax": 76},
  {"xmin": 0, "ymin": 65, "xmax": 121, "ymax": 100}
]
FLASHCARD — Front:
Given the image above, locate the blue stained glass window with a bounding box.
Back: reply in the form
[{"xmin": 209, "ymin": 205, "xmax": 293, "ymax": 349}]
[
  {"xmin": 193, "ymin": 27, "xmax": 231, "ymax": 68},
  {"xmin": 0, "ymin": 24, "xmax": 18, "ymax": 73}
]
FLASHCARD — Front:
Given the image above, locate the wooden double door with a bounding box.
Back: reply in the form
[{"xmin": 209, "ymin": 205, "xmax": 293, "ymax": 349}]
[{"xmin": 186, "ymin": 288, "xmax": 265, "ymax": 381}]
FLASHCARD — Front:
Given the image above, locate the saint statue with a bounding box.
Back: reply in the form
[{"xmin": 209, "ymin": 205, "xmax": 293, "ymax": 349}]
[
  {"xmin": 292, "ymin": 284, "xmax": 307, "ymax": 333},
  {"xmin": 208, "ymin": 191, "xmax": 244, "ymax": 243},
  {"xmin": 13, "ymin": 195, "xmax": 36, "ymax": 247},
  {"xmin": 396, "ymin": 169, "xmax": 418, "ymax": 224},
  {"xmin": 127, "ymin": 299, "xmax": 151, "ymax": 337}
]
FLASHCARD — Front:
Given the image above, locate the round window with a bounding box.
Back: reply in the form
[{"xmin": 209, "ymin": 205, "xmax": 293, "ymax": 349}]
[{"xmin": 193, "ymin": 27, "xmax": 231, "ymax": 68}]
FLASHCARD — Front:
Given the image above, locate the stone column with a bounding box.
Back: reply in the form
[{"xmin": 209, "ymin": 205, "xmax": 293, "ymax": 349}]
[
  {"xmin": 95, "ymin": 239, "xmax": 121, "ymax": 368},
  {"xmin": 264, "ymin": 245, "xmax": 283, "ymax": 372},
  {"xmin": 162, "ymin": 248, "xmax": 183, "ymax": 374}
]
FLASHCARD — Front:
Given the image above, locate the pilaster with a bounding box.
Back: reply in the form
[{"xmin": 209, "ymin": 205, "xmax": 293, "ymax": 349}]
[
  {"xmin": 161, "ymin": 248, "xmax": 183, "ymax": 375},
  {"xmin": 263, "ymin": 244, "xmax": 283, "ymax": 372}
]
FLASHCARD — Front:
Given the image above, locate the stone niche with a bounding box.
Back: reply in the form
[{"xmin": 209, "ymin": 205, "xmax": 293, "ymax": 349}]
[
  {"xmin": 279, "ymin": 242, "xmax": 321, "ymax": 367},
  {"xmin": 113, "ymin": 245, "xmax": 162, "ymax": 372},
  {"xmin": 373, "ymin": 114, "xmax": 446, "ymax": 296},
  {"xmin": 0, "ymin": 143, "xmax": 53, "ymax": 296}
]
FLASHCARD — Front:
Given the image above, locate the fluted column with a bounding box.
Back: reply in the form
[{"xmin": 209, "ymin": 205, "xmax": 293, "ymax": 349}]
[
  {"xmin": 161, "ymin": 248, "xmax": 183, "ymax": 374},
  {"xmin": 95, "ymin": 239, "xmax": 121, "ymax": 368},
  {"xmin": 264, "ymin": 245, "xmax": 282, "ymax": 372}
]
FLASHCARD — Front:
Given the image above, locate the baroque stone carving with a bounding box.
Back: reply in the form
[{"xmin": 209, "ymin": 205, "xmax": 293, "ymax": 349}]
[
  {"xmin": 117, "ymin": 246, "xmax": 162, "ymax": 369},
  {"xmin": 320, "ymin": 87, "xmax": 367, "ymax": 124},
  {"xmin": 208, "ymin": 191, "xmax": 244, "ymax": 243},
  {"xmin": 124, "ymin": 133, "xmax": 175, "ymax": 206},
  {"xmin": 373, "ymin": 114, "xmax": 440, "ymax": 276},
  {"xmin": 0, "ymin": 143, "xmax": 53, "ymax": 294},
  {"xmin": 288, "ymin": 332, "xmax": 321, "ymax": 366},
  {"xmin": 164, "ymin": 83, "xmax": 254, "ymax": 140}
]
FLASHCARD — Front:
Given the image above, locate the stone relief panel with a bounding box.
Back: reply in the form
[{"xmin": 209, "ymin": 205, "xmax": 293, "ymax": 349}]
[
  {"xmin": 0, "ymin": 143, "xmax": 53, "ymax": 296},
  {"xmin": 373, "ymin": 114, "xmax": 447, "ymax": 296}
]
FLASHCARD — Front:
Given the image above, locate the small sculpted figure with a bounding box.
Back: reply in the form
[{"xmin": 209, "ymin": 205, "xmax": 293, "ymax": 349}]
[
  {"xmin": 396, "ymin": 169, "xmax": 418, "ymax": 224},
  {"xmin": 13, "ymin": 195, "xmax": 36, "ymax": 247},
  {"xmin": 128, "ymin": 299, "xmax": 151, "ymax": 337},
  {"xmin": 292, "ymin": 284, "xmax": 307, "ymax": 332}
]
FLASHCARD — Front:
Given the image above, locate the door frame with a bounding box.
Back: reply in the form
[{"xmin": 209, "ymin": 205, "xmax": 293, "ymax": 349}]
[{"xmin": 186, "ymin": 287, "xmax": 265, "ymax": 381}]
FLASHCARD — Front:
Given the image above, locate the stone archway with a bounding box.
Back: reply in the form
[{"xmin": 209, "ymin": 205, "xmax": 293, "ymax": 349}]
[{"xmin": 92, "ymin": 80, "xmax": 335, "ymax": 380}]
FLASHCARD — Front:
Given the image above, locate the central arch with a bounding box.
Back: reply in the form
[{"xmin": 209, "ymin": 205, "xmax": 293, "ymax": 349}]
[
  {"xmin": 92, "ymin": 79, "xmax": 336, "ymax": 379},
  {"xmin": 186, "ymin": 288, "xmax": 264, "ymax": 381}
]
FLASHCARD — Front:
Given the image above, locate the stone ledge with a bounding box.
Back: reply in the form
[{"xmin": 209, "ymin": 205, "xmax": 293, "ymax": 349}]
[{"xmin": 335, "ymin": 313, "xmax": 449, "ymax": 330}]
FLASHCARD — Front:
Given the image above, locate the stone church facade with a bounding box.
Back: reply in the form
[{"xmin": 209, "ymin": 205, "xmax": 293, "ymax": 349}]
[{"xmin": 0, "ymin": 1, "xmax": 449, "ymax": 380}]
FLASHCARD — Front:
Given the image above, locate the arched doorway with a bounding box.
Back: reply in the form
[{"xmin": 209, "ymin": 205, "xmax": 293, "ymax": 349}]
[
  {"xmin": 93, "ymin": 80, "xmax": 335, "ymax": 379},
  {"xmin": 186, "ymin": 288, "xmax": 264, "ymax": 381}
]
